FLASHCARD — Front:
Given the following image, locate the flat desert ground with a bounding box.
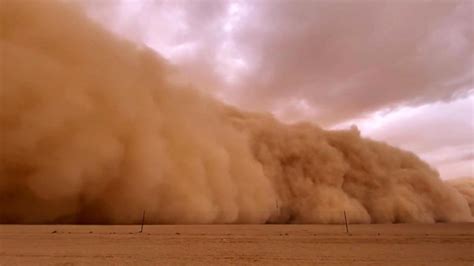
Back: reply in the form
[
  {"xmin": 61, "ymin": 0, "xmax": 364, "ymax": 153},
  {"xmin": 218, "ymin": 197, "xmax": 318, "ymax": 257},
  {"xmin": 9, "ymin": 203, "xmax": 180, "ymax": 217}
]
[{"xmin": 1, "ymin": 223, "xmax": 473, "ymax": 265}]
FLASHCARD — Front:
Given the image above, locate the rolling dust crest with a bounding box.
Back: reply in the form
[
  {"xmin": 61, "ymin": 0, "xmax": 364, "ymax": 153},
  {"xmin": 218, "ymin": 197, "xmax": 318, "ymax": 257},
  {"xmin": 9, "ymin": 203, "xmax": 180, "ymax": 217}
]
[
  {"xmin": 448, "ymin": 178, "xmax": 474, "ymax": 216},
  {"xmin": 1, "ymin": 0, "xmax": 473, "ymax": 224}
]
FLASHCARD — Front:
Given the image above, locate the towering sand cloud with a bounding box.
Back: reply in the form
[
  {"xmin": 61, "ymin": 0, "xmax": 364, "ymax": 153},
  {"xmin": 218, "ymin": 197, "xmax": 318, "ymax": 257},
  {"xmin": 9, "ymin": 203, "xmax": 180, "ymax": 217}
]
[{"xmin": 1, "ymin": 0, "xmax": 472, "ymax": 224}]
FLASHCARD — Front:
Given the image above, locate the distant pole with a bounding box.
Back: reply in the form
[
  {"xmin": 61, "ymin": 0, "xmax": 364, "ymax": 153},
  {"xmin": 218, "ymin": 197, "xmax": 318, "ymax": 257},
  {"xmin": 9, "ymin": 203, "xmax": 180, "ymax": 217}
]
[
  {"xmin": 140, "ymin": 210, "xmax": 146, "ymax": 233},
  {"xmin": 343, "ymin": 210, "xmax": 349, "ymax": 234}
]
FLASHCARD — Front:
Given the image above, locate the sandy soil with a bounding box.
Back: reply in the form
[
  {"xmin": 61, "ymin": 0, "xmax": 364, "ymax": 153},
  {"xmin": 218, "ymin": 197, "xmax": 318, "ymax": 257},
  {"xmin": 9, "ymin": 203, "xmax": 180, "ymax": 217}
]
[{"xmin": 1, "ymin": 223, "xmax": 473, "ymax": 265}]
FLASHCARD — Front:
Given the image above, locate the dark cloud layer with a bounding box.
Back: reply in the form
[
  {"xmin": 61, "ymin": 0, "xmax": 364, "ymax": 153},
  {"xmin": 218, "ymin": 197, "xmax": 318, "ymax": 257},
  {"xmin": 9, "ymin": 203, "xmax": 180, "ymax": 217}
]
[
  {"xmin": 227, "ymin": 0, "xmax": 473, "ymax": 125},
  {"xmin": 86, "ymin": 1, "xmax": 473, "ymax": 125}
]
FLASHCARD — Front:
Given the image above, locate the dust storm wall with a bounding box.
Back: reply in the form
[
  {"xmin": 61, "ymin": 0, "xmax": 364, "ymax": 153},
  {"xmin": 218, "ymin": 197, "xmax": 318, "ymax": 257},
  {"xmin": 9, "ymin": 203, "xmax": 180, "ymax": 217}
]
[{"xmin": 0, "ymin": 0, "xmax": 472, "ymax": 224}]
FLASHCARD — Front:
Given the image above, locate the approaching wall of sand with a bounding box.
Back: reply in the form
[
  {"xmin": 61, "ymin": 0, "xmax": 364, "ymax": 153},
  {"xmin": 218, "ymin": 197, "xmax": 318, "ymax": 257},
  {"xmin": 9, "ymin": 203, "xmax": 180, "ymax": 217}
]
[{"xmin": 1, "ymin": 0, "xmax": 472, "ymax": 224}]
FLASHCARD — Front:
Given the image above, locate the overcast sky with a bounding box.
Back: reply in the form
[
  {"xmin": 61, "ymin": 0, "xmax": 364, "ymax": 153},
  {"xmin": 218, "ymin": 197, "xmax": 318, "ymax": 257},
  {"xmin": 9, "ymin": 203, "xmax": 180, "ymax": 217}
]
[{"xmin": 84, "ymin": 0, "xmax": 473, "ymax": 179}]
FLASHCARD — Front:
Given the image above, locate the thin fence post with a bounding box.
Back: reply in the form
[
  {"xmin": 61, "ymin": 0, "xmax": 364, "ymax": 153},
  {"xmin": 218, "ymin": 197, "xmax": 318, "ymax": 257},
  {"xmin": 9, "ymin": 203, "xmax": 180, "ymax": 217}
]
[
  {"xmin": 343, "ymin": 210, "xmax": 349, "ymax": 234},
  {"xmin": 140, "ymin": 210, "xmax": 146, "ymax": 233}
]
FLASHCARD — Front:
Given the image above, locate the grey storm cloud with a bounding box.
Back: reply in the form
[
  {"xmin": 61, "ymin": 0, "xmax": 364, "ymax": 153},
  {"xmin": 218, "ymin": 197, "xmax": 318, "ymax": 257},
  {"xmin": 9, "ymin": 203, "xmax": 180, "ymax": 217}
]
[
  {"xmin": 226, "ymin": 0, "xmax": 473, "ymax": 125},
  {"xmin": 85, "ymin": 1, "xmax": 473, "ymax": 125}
]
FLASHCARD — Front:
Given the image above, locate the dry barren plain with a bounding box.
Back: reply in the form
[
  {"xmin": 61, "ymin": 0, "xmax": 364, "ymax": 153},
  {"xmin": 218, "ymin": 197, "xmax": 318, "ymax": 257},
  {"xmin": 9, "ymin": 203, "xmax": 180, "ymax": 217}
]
[{"xmin": 1, "ymin": 223, "xmax": 473, "ymax": 265}]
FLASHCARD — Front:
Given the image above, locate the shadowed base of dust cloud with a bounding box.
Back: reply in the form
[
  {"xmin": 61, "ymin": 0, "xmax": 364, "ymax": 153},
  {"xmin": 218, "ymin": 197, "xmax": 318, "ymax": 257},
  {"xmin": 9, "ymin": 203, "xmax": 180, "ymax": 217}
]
[{"xmin": 1, "ymin": 0, "xmax": 473, "ymax": 224}]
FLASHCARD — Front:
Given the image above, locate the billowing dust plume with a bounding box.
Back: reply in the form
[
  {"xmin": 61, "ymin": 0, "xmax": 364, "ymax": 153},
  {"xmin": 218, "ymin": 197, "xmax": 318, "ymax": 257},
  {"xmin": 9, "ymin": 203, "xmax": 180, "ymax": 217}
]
[
  {"xmin": 448, "ymin": 178, "xmax": 474, "ymax": 216},
  {"xmin": 1, "ymin": 0, "xmax": 472, "ymax": 224}
]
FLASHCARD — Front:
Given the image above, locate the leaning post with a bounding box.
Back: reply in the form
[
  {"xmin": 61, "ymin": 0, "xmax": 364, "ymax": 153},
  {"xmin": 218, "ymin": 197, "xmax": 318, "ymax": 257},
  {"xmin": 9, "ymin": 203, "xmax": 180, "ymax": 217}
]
[
  {"xmin": 343, "ymin": 210, "xmax": 349, "ymax": 234},
  {"xmin": 140, "ymin": 210, "xmax": 146, "ymax": 233}
]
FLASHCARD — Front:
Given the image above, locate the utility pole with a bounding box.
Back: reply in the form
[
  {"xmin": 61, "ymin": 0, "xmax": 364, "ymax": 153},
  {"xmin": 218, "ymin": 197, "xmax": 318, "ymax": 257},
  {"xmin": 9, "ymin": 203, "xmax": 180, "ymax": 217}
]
[
  {"xmin": 343, "ymin": 210, "xmax": 349, "ymax": 234},
  {"xmin": 140, "ymin": 210, "xmax": 146, "ymax": 233}
]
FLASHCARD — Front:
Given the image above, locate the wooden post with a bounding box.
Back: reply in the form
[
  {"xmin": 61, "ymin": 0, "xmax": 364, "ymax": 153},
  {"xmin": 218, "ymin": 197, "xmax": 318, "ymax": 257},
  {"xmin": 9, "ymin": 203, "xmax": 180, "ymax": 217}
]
[
  {"xmin": 343, "ymin": 210, "xmax": 349, "ymax": 234},
  {"xmin": 140, "ymin": 210, "xmax": 146, "ymax": 233}
]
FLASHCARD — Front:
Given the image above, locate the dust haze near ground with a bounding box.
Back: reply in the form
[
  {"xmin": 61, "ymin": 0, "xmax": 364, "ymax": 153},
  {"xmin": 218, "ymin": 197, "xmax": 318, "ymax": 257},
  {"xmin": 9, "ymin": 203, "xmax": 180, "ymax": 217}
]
[
  {"xmin": 1, "ymin": 224, "xmax": 473, "ymax": 265},
  {"xmin": 0, "ymin": 0, "xmax": 473, "ymax": 224}
]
